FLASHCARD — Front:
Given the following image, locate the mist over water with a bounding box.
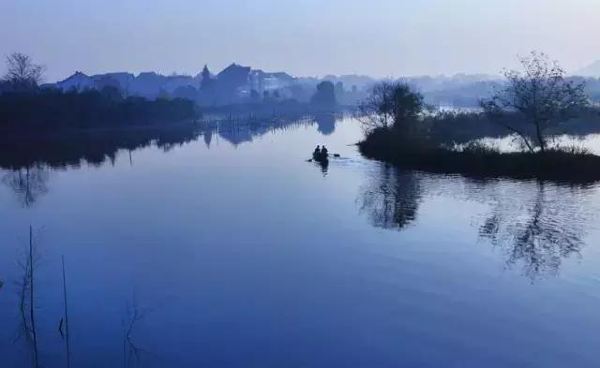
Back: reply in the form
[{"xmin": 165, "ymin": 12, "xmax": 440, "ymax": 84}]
[{"xmin": 1, "ymin": 116, "xmax": 600, "ymax": 367}]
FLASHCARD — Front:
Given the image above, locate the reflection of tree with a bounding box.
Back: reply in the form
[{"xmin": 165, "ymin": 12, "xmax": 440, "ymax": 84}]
[
  {"xmin": 478, "ymin": 181, "xmax": 586, "ymax": 280},
  {"xmin": 314, "ymin": 113, "xmax": 336, "ymax": 135},
  {"xmin": 0, "ymin": 125, "xmax": 202, "ymax": 170},
  {"xmin": 358, "ymin": 167, "xmax": 591, "ymax": 280},
  {"xmin": 2, "ymin": 166, "xmax": 49, "ymax": 207},
  {"xmin": 211, "ymin": 114, "xmax": 339, "ymax": 147},
  {"xmin": 122, "ymin": 294, "xmax": 153, "ymax": 368},
  {"xmin": 13, "ymin": 227, "xmax": 41, "ymax": 367},
  {"xmin": 203, "ymin": 128, "xmax": 213, "ymax": 149},
  {"xmin": 358, "ymin": 164, "xmax": 421, "ymax": 229}
]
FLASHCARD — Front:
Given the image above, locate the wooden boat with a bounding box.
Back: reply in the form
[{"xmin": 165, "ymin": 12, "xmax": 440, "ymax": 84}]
[{"xmin": 312, "ymin": 151, "xmax": 329, "ymax": 162}]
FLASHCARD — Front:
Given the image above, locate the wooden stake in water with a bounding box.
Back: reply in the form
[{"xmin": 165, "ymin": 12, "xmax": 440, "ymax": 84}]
[
  {"xmin": 29, "ymin": 225, "xmax": 39, "ymax": 368},
  {"xmin": 62, "ymin": 255, "xmax": 71, "ymax": 368}
]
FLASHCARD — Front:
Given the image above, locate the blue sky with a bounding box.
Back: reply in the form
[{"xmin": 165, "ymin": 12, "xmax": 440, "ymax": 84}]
[{"xmin": 1, "ymin": 0, "xmax": 598, "ymax": 81}]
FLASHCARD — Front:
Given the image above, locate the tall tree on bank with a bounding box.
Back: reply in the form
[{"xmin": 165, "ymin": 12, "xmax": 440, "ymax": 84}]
[
  {"xmin": 481, "ymin": 52, "xmax": 588, "ymax": 153},
  {"xmin": 1, "ymin": 53, "xmax": 44, "ymax": 92},
  {"xmin": 311, "ymin": 81, "xmax": 337, "ymax": 109}
]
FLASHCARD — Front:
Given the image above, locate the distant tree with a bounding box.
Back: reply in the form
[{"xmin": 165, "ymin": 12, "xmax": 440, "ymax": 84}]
[
  {"xmin": 481, "ymin": 52, "xmax": 588, "ymax": 153},
  {"xmin": 358, "ymin": 82, "xmax": 424, "ymax": 131},
  {"xmin": 311, "ymin": 81, "xmax": 336, "ymax": 108},
  {"xmin": 334, "ymin": 81, "xmax": 344, "ymax": 97},
  {"xmin": 2, "ymin": 52, "xmax": 44, "ymax": 92}
]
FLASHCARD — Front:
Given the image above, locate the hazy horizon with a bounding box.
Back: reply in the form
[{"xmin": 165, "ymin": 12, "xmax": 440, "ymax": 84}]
[{"xmin": 2, "ymin": 0, "xmax": 599, "ymax": 82}]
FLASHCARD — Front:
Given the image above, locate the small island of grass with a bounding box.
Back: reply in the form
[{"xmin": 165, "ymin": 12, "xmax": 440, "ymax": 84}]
[{"xmin": 358, "ymin": 52, "xmax": 600, "ymax": 183}]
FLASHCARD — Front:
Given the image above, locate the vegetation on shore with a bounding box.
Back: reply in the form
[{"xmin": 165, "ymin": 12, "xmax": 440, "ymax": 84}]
[
  {"xmin": 0, "ymin": 53, "xmax": 199, "ymax": 133},
  {"xmin": 0, "ymin": 53, "xmax": 344, "ymax": 135},
  {"xmin": 358, "ymin": 52, "xmax": 600, "ymax": 182},
  {"xmin": 0, "ymin": 89, "xmax": 199, "ymax": 132},
  {"xmin": 359, "ymin": 128, "xmax": 600, "ymax": 182}
]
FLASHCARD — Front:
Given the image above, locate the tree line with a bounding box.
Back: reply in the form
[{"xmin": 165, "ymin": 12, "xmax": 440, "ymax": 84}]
[
  {"xmin": 0, "ymin": 53, "xmax": 199, "ymax": 133},
  {"xmin": 360, "ymin": 52, "xmax": 592, "ymax": 154},
  {"xmin": 358, "ymin": 52, "xmax": 600, "ymax": 182}
]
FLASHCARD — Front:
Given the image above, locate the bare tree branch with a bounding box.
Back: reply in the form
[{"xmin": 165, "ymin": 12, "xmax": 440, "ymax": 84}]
[
  {"xmin": 481, "ymin": 51, "xmax": 588, "ymax": 153},
  {"xmin": 2, "ymin": 52, "xmax": 45, "ymax": 92}
]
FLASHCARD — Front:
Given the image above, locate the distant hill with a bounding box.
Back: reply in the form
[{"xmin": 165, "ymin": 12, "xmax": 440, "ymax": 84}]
[{"xmin": 575, "ymin": 61, "xmax": 600, "ymax": 77}]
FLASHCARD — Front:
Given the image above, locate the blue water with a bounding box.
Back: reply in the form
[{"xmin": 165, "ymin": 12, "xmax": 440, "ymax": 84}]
[{"xmin": 1, "ymin": 117, "xmax": 600, "ymax": 367}]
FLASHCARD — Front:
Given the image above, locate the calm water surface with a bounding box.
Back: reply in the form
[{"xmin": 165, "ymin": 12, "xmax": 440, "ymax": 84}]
[{"xmin": 1, "ymin": 116, "xmax": 600, "ymax": 367}]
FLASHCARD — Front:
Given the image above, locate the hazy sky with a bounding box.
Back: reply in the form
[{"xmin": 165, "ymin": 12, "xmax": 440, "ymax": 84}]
[{"xmin": 1, "ymin": 0, "xmax": 599, "ymax": 81}]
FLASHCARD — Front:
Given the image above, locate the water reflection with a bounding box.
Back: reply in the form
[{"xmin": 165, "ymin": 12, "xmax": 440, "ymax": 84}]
[
  {"xmin": 1, "ymin": 116, "xmax": 600, "ymax": 366},
  {"xmin": 12, "ymin": 227, "xmax": 41, "ymax": 367},
  {"xmin": 2, "ymin": 166, "xmax": 49, "ymax": 207},
  {"xmin": 475, "ymin": 181, "xmax": 589, "ymax": 279},
  {"xmin": 203, "ymin": 127, "xmax": 213, "ymax": 148},
  {"xmin": 123, "ymin": 295, "xmax": 151, "ymax": 368},
  {"xmin": 0, "ymin": 114, "xmax": 342, "ymax": 172},
  {"xmin": 358, "ymin": 167, "xmax": 595, "ymax": 279},
  {"xmin": 0, "ymin": 115, "xmax": 341, "ymax": 206},
  {"xmin": 0, "ymin": 127, "xmax": 205, "ymax": 206},
  {"xmin": 201, "ymin": 112, "xmax": 340, "ymax": 147},
  {"xmin": 314, "ymin": 113, "xmax": 336, "ymax": 135},
  {"xmin": 358, "ymin": 164, "xmax": 421, "ymax": 230},
  {"xmin": 7, "ymin": 228, "xmax": 153, "ymax": 367},
  {"xmin": 309, "ymin": 156, "xmax": 330, "ymax": 176},
  {"xmin": 0, "ymin": 126, "xmax": 203, "ymax": 170}
]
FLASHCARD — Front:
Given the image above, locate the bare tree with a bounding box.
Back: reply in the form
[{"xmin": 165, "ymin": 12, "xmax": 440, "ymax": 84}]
[
  {"xmin": 14, "ymin": 227, "xmax": 41, "ymax": 367},
  {"xmin": 481, "ymin": 52, "xmax": 588, "ymax": 153},
  {"xmin": 2, "ymin": 52, "xmax": 44, "ymax": 92},
  {"xmin": 358, "ymin": 82, "xmax": 395, "ymax": 130},
  {"xmin": 358, "ymin": 81, "xmax": 424, "ymax": 132}
]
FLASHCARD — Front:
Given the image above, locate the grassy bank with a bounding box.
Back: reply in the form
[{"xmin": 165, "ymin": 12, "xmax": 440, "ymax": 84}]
[{"xmin": 358, "ymin": 127, "xmax": 600, "ymax": 183}]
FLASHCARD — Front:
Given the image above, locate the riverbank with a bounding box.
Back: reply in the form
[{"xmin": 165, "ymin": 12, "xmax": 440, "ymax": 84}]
[{"xmin": 358, "ymin": 127, "xmax": 600, "ymax": 183}]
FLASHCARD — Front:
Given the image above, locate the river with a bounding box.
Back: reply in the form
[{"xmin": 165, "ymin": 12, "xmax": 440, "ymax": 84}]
[{"xmin": 1, "ymin": 115, "xmax": 599, "ymax": 367}]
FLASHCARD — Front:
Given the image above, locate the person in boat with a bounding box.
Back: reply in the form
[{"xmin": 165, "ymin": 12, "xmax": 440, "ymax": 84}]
[
  {"xmin": 321, "ymin": 145, "xmax": 328, "ymax": 156},
  {"xmin": 313, "ymin": 145, "xmax": 321, "ymax": 157}
]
